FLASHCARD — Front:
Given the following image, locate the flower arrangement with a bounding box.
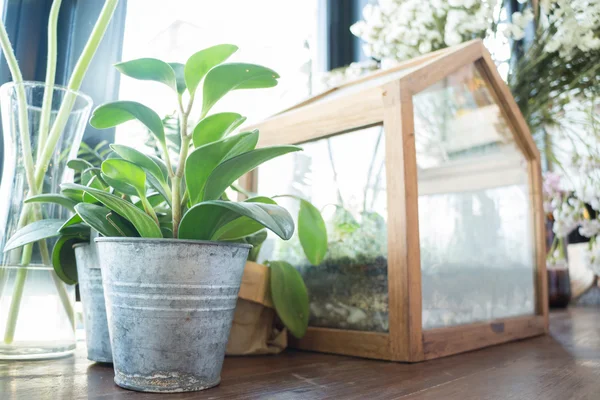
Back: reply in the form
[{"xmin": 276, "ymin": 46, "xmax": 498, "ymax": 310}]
[{"xmin": 350, "ymin": 0, "xmax": 497, "ymax": 63}]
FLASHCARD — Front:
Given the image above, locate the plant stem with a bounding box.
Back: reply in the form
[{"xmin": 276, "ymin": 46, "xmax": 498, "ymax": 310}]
[
  {"xmin": 1, "ymin": 0, "xmax": 117, "ymax": 344},
  {"xmin": 0, "ymin": 19, "xmax": 36, "ymax": 193},
  {"xmin": 36, "ymin": 0, "xmax": 62, "ymax": 160},
  {"xmin": 171, "ymin": 94, "xmax": 192, "ymax": 238},
  {"xmin": 34, "ymin": 0, "xmax": 119, "ymax": 190}
]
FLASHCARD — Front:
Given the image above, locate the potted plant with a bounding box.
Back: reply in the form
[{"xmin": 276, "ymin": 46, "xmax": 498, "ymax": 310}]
[{"xmin": 9, "ymin": 44, "xmax": 303, "ymax": 392}]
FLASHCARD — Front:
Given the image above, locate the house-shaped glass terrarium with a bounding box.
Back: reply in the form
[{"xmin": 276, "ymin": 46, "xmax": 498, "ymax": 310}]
[{"xmin": 242, "ymin": 40, "xmax": 548, "ymax": 361}]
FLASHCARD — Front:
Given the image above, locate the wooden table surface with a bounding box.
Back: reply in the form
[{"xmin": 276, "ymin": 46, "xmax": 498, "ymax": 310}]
[{"xmin": 1, "ymin": 308, "xmax": 599, "ymax": 400}]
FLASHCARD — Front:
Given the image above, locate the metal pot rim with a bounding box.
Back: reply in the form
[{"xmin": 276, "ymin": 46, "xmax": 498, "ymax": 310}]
[
  {"xmin": 72, "ymin": 242, "xmax": 91, "ymax": 249},
  {"xmin": 94, "ymin": 237, "xmax": 252, "ymax": 249}
]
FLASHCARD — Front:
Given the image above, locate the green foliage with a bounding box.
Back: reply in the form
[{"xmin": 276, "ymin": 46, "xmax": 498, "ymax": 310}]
[
  {"xmin": 268, "ymin": 260, "xmax": 309, "ymax": 339},
  {"xmin": 192, "ymin": 112, "xmax": 246, "ymax": 147},
  {"xmin": 201, "ymin": 63, "xmax": 279, "ymax": 117},
  {"xmin": 298, "ymin": 200, "xmax": 328, "ymax": 265},
  {"xmin": 90, "ymin": 101, "xmax": 165, "ymax": 148},
  {"xmin": 184, "ymin": 44, "xmax": 238, "ymax": 95},
  {"xmin": 52, "ymin": 236, "xmax": 84, "ymax": 285}
]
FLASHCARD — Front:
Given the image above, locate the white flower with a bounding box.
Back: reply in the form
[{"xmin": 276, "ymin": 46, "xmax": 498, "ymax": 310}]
[{"xmin": 580, "ymin": 219, "xmax": 600, "ymax": 238}]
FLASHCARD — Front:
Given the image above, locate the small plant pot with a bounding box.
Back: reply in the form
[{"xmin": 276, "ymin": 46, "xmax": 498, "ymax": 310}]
[
  {"xmin": 95, "ymin": 237, "xmax": 250, "ymax": 393},
  {"xmin": 74, "ymin": 242, "xmax": 112, "ymax": 363},
  {"xmin": 226, "ymin": 261, "xmax": 287, "ymax": 355}
]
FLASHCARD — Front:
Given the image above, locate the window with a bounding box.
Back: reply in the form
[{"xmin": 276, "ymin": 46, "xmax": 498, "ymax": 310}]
[{"xmin": 115, "ymin": 0, "xmax": 319, "ymax": 152}]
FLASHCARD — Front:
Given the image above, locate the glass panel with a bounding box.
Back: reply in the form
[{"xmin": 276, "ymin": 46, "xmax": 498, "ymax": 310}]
[
  {"xmin": 256, "ymin": 126, "xmax": 389, "ymax": 332},
  {"xmin": 414, "ymin": 63, "xmax": 536, "ymax": 330}
]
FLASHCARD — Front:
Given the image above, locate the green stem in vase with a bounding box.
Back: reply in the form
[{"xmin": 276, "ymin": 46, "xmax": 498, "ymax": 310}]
[{"xmin": 1, "ymin": 0, "xmax": 118, "ymax": 344}]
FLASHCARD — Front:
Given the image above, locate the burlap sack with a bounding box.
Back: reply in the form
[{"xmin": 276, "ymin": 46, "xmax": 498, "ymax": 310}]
[{"xmin": 226, "ymin": 261, "xmax": 287, "ymax": 355}]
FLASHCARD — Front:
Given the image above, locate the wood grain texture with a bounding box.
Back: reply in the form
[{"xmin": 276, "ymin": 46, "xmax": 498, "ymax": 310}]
[
  {"xmin": 382, "ymin": 81, "xmax": 423, "ymax": 362},
  {"xmin": 1, "ymin": 309, "xmax": 597, "ymax": 400},
  {"xmin": 289, "ymin": 327, "xmax": 391, "ymax": 360},
  {"xmin": 423, "ymin": 315, "xmax": 545, "ymax": 360}
]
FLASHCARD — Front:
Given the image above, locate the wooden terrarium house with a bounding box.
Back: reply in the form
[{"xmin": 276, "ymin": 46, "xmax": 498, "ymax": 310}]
[{"xmin": 242, "ymin": 40, "xmax": 548, "ymax": 362}]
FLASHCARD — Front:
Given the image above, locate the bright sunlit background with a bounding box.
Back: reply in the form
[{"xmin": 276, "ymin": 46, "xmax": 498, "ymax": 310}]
[{"xmin": 115, "ymin": 0, "xmax": 319, "ymax": 151}]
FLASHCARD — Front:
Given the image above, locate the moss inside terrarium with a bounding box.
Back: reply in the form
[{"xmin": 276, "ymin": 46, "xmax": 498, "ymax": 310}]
[{"xmin": 268, "ymin": 207, "xmax": 390, "ymax": 333}]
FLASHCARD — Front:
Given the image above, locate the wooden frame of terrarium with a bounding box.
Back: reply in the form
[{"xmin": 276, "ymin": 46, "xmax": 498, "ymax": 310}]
[{"xmin": 241, "ymin": 40, "xmax": 548, "ymax": 362}]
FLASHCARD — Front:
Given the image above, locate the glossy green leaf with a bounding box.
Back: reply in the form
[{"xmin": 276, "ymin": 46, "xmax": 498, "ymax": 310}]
[
  {"xmin": 184, "ymin": 44, "xmax": 238, "ymax": 95},
  {"xmin": 202, "ymin": 145, "xmax": 301, "ymax": 201},
  {"xmin": 169, "ymin": 62, "xmax": 187, "ymax": 94},
  {"xmin": 147, "ymin": 174, "xmax": 171, "ymax": 206},
  {"xmin": 268, "ymin": 260, "xmax": 309, "ymax": 339},
  {"xmin": 101, "ymin": 159, "xmax": 147, "ymax": 195},
  {"xmin": 106, "ymin": 211, "xmax": 139, "ymax": 237},
  {"xmin": 201, "ymin": 63, "xmax": 279, "ymax": 117},
  {"xmin": 52, "ymin": 236, "xmax": 85, "ymax": 285},
  {"xmin": 80, "ymin": 167, "xmax": 106, "ymax": 188},
  {"xmin": 101, "ymin": 173, "xmax": 138, "ymax": 197},
  {"xmin": 61, "ymin": 188, "xmax": 84, "ymax": 202},
  {"xmin": 67, "ymin": 158, "xmax": 94, "ymax": 172},
  {"xmin": 185, "ymin": 130, "xmax": 259, "ymax": 205},
  {"xmin": 178, "ymin": 200, "xmax": 294, "ymax": 241},
  {"xmin": 115, "ymin": 58, "xmax": 177, "ymax": 91},
  {"xmin": 109, "ymin": 144, "xmax": 165, "ymax": 184},
  {"xmin": 148, "ymin": 154, "xmax": 169, "ymax": 181},
  {"xmin": 90, "ymin": 101, "xmax": 165, "ymax": 146},
  {"xmin": 83, "ymin": 175, "xmax": 109, "ymax": 204},
  {"xmin": 298, "ymin": 200, "xmax": 328, "ymax": 265},
  {"xmin": 192, "ymin": 112, "xmax": 246, "ymax": 147},
  {"xmin": 62, "ymin": 183, "xmax": 162, "ymax": 238},
  {"xmin": 212, "ymin": 197, "xmax": 277, "ymax": 240},
  {"xmin": 74, "ymin": 203, "xmax": 125, "ymax": 237},
  {"xmin": 59, "ymin": 214, "xmax": 83, "ymax": 231},
  {"xmin": 3, "ymin": 219, "xmax": 66, "ymax": 251},
  {"xmin": 24, "ymin": 194, "xmax": 78, "ymax": 212}
]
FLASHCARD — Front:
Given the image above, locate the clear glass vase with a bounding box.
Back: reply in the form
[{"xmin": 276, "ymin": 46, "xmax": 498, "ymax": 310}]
[{"xmin": 0, "ymin": 81, "xmax": 92, "ymax": 359}]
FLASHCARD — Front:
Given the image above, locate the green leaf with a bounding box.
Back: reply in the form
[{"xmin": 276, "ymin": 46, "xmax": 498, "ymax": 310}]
[
  {"xmin": 298, "ymin": 200, "xmax": 328, "ymax": 265},
  {"xmin": 106, "ymin": 211, "xmax": 139, "ymax": 237},
  {"xmin": 201, "ymin": 63, "xmax": 279, "ymax": 117},
  {"xmin": 90, "ymin": 101, "xmax": 165, "ymax": 147},
  {"xmin": 101, "ymin": 159, "xmax": 147, "ymax": 195},
  {"xmin": 184, "ymin": 44, "xmax": 238, "ymax": 95},
  {"xmin": 185, "ymin": 130, "xmax": 259, "ymax": 205},
  {"xmin": 192, "ymin": 112, "xmax": 246, "ymax": 147},
  {"xmin": 24, "ymin": 194, "xmax": 78, "ymax": 212},
  {"xmin": 202, "ymin": 145, "xmax": 301, "ymax": 201},
  {"xmin": 169, "ymin": 62, "xmax": 187, "ymax": 94},
  {"xmin": 62, "ymin": 183, "xmax": 162, "ymax": 238},
  {"xmin": 81, "ymin": 167, "xmax": 106, "ymax": 188},
  {"xmin": 212, "ymin": 197, "xmax": 277, "ymax": 240},
  {"xmin": 101, "ymin": 173, "xmax": 138, "ymax": 197},
  {"xmin": 3, "ymin": 219, "xmax": 66, "ymax": 252},
  {"xmin": 268, "ymin": 261, "xmax": 309, "ymax": 339},
  {"xmin": 61, "ymin": 188, "xmax": 84, "ymax": 202},
  {"xmin": 52, "ymin": 236, "xmax": 86, "ymax": 285},
  {"xmin": 75, "ymin": 203, "xmax": 126, "ymax": 237},
  {"xmin": 147, "ymin": 174, "xmax": 172, "ymax": 206},
  {"xmin": 60, "ymin": 214, "xmax": 83, "ymax": 231},
  {"xmin": 179, "ymin": 200, "xmax": 294, "ymax": 241},
  {"xmin": 115, "ymin": 58, "xmax": 177, "ymax": 91},
  {"xmin": 109, "ymin": 144, "xmax": 166, "ymax": 184},
  {"xmin": 67, "ymin": 158, "xmax": 94, "ymax": 172}
]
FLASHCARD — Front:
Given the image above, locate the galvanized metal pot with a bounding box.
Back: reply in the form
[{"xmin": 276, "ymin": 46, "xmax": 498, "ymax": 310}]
[
  {"xmin": 95, "ymin": 238, "xmax": 251, "ymax": 393},
  {"xmin": 74, "ymin": 242, "xmax": 112, "ymax": 363}
]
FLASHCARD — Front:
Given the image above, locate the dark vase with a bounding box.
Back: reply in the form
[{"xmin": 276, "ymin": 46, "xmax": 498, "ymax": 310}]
[{"xmin": 548, "ymin": 267, "xmax": 571, "ymax": 308}]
